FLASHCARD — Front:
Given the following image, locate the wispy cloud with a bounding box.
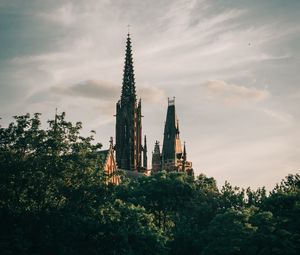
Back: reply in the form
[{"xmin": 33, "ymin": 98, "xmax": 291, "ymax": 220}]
[
  {"xmin": 139, "ymin": 86, "xmax": 165, "ymax": 103},
  {"xmin": 52, "ymin": 80, "xmax": 119, "ymax": 100},
  {"xmin": 50, "ymin": 79, "xmax": 165, "ymax": 104},
  {"xmin": 38, "ymin": 2, "xmax": 76, "ymax": 26},
  {"xmin": 263, "ymin": 108, "xmax": 294, "ymax": 125},
  {"xmin": 204, "ymin": 80, "xmax": 270, "ymax": 105}
]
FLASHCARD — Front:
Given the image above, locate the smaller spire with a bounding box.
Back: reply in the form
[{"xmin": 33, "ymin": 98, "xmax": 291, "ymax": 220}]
[
  {"xmin": 152, "ymin": 140, "xmax": 162, "ymax": 172},
  {"xmin": 153, "ymin": 141, "xmax": 160, "ymax": 154},
  {"xmin": 109, "ymin": 137, "xmax": 114, "ymax": 149},
  {"xmin": 182, "ymin": 141, "xmax": 187, "ymax": 172},
  {"xmin": 143, "ymin": 135, "xmax": 148, "ymax": 169},
  {"xmin": 144, "ymin": 135, "xmax": 147, "ymax": 149},
  {"xmin": 176, "ymin": 119, "xmax": 180, "ymax": 131},
  {"xmin": 183, "ymin": 141, "xmax": 187, "ymax": 161}
]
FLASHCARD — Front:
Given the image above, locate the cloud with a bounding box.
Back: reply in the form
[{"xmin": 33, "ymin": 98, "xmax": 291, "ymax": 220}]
[
  {"xmin": 139, "ymin": 86, "xmax": 165, "ymax": 103},
  {"xmin": 94, "ymin": 102, "xmax": 116, "ymax": 118},
  {"xmin": 38, "ymin": 2, "xmax": 76, "ymax": 26},
  {"xmin": 263, "ymin": 108, "xmax": 294, "ymax": 125},
  {"xmin": 204, "ymin": 80, "xmax": 270, "ymax": 104},
  {"xmin": 289, "ymin": 90, "xmax": 300, "ymax": 100},
  {"xmin": 51, "ymin": 80, "xmax": 119, "ymax": 100},
  {"xmin": 51, "ymin": 79, "xmax": 165, "ymax": 104}
]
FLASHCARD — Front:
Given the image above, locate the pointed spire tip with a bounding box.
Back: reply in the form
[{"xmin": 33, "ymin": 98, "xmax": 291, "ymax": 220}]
[{"xmin": 127, "ymin": 24, "xmax": 131, "ymax": 36}]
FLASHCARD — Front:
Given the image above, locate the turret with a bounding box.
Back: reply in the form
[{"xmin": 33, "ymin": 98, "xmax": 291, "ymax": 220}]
[{"xmin": 152, "ymin": 141, "xmax": 162, "ymax": 173}]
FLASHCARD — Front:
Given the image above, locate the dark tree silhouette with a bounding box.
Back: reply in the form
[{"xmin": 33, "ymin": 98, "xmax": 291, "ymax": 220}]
[{"xmin": 0, "ymin": 113, "xmax": 299, "ymax": 255}]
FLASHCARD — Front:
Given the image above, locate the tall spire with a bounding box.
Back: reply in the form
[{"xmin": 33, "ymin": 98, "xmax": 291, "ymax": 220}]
[
  {"xmin": 143, "ymin": 135, "xmax": 148, "ymax": 169},
  {"xmin": 121, "ymin": 33, "xmax": 136, "ymax": 104},
  {"xmin": 115, "ymin": 33, "xmax": 143, "ymax": 171}
]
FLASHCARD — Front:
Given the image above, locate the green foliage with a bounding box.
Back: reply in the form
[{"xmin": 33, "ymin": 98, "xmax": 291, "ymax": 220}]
[
  {"xmin": 0, "ymin": 113, "xmax": 165, "ymax": 255},
  {"xmin": 202, "ymin": 208, "xmax": 255, "ymax": 255},
  {"xmin": 95, "ymin": 199, "xmax": 167, "ymax": 255},
  {"xmin": 0, "ymin": 113, "xmax": 105, "ymax": 213},
  {"xmin": 0, "ymin": 113, "xmax": 299, "ymax": 254}
]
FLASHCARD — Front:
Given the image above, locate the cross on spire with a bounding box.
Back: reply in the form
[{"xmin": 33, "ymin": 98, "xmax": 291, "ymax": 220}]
[{"xmin": 127, "ymin": 24, "xmax": 131, "ymax": 35}]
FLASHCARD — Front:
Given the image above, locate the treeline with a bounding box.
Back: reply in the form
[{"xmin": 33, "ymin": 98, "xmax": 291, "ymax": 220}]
[{"xmin": 0, "ymin": 113, "xmax": 299, "ymax": 255}]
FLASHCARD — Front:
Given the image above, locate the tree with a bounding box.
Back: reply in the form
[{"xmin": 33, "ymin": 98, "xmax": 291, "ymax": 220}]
[
  {"xmin": 1, "ymin": 112, "xmax": 299, "ymax": 255},
  {"xmin": 169, "ymin": 174, "xmax": 220, "ymax": 255},
  {"xmin": 0, "ymin": 113, "xmax": 167, "ymax": 255},
  {"xmin": 116, "ymin": 171, "xmax": 195, "ymax": 232},
  {"xmin": 260, "ymin": 174, "xmax": 300, "ymax": 254},
  {"xmin": 95, "ymin": 199, "xmax": 167, "ymax": 255},
  {"xmin": 220, "ymin": 181, "xmax": 245, "ymax": 211},
  {"xmin": 0, "ymin": 113, "xmax": 106, "ymax": 213},
  {"xmin": 202, "ymin": 208, "xmax": 255, "ymax": 255}
]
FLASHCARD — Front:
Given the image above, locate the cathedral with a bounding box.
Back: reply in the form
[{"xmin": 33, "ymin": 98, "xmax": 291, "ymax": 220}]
[{"xmin": 114, "ymin": 33, "xmax": 193, "ymax": 175}]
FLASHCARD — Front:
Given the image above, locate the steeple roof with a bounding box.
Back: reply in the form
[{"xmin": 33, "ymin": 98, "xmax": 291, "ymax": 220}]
[
  {"xmin": 121, "ymin": 34, "xmax": 136, "ymax": 104},
  {"xmin": 153, "ymin": 140, "xmax": 160, "ymax": 155},
  {"xmin": 162, "ymin": 98, "xmax": 182, "ymax": 161},
  {"xmin": 183, "ymin": 141, "xmax": 187, "ymax": 161},
  {"xmin": 144, "ymin": 135, "xmax": 147, "ymax": 150}
]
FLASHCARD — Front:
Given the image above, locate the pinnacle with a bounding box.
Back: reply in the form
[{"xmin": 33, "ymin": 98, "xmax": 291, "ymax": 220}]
[{"xmin": 121, "ymin": 33, "xmax": 137, "ymax": 104}]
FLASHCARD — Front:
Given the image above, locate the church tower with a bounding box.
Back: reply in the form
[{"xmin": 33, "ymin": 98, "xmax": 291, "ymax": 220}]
[
  {"xmin": 151, "ymin": 98, "xmax": 193, "ymax": 174},
  {"xmin": 162, "ymin": 97, "xmax": 183, "ymax": 171},
  {"xmin": 115, "ymin": 33, "xmax": 146, "ymax": 171}
]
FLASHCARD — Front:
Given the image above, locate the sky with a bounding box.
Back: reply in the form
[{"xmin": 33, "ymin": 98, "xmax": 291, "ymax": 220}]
[{"xmin": 1, "ymin": 0, "xmax": 300, "ymax": 190}]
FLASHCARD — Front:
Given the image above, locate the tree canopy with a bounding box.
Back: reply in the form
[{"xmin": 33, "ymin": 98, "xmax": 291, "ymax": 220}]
[{"xmin": 0, "ymin": 113, "xmax": 299, "ymax": 255}]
